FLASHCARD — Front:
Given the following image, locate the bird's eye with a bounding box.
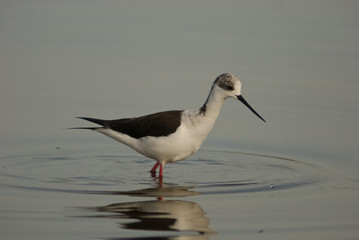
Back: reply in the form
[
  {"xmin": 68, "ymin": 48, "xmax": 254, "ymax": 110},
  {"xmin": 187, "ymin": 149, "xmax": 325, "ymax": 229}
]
[{"xmin": 226, "ymin": 85, "xmax": 234, "ymax": 91}]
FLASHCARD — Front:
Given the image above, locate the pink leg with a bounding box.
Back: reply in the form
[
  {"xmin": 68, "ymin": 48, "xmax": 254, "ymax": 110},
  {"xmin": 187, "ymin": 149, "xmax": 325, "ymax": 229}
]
[
  {"xmin": 150, "ymin": 162, "xmax": 160, "ymax": 173},
  {"xmin": 159, "ymin": 164, "xmax": 164, "ymax": 178},
  {"xmin": 158, "ymin": 171, "xmax": 163, "ymax": 190}
]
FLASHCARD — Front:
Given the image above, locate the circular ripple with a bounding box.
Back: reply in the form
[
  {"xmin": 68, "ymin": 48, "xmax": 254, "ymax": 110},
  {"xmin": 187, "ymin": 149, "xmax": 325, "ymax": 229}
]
[
  {"xmin": 182, "ymin": 149, "xmax": 325, "ymax": 194},
  {"xmin": 0, "ymin": 148, "xmax": 326, "ymax": 196}
]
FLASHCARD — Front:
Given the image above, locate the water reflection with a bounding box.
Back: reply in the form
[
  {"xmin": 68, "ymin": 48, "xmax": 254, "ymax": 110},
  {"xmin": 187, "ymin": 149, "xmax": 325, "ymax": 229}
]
[
  {"xmin": 84, "ymin": 184, "xmax": 215, "ymax": 240},
  {"xmin": 109, "ymin": 183, "xmax": 200, "ymax": 198}
]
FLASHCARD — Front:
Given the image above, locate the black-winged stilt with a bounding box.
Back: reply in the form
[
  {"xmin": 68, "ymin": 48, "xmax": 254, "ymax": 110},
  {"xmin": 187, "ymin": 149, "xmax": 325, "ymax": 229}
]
[{"xmin": 74, "ymin": 73, "xmax": 265, "ymax": 178}]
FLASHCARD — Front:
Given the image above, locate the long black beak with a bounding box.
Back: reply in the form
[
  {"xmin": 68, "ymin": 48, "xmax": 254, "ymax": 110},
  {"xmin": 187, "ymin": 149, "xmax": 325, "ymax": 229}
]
[{"xmin": 237, "ymin": 95, "xmax": 266, "ymax": 123}]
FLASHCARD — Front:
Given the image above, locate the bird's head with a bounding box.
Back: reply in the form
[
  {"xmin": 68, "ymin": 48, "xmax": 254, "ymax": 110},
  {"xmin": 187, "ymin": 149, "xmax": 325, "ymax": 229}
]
[{"xmin": 214, "ymin": 73, "xmax": 266, "ymax": 123}]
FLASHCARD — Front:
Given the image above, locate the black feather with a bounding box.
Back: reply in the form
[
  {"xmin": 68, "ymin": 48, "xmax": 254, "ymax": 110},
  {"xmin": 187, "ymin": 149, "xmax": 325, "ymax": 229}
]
[{"xmin": 76, "ymin": 110, "xmax": 183, "ymax": 139}]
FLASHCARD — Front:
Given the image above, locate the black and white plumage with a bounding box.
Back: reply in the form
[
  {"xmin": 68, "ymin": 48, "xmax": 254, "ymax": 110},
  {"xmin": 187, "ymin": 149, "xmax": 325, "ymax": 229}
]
[{"xmin": 74, "ymin": 73, "xmax": 265, "ymax": 178}]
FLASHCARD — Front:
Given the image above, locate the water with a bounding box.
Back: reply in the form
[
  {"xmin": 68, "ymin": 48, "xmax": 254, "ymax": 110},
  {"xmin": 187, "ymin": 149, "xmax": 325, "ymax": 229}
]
[
  {"xmin": 0, "ymin": 146, "xmax": 356, "ymax": 239},
  {"xmin": 1, "ymin": 148, "xmax": 324, "ymax": 196},
  {"xmin": 1, "ymin": 1, "xmax": 359, "ymax": 239}
]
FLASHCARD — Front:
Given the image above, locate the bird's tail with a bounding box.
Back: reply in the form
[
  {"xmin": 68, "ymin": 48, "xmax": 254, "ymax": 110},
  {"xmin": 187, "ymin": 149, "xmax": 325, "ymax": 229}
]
[
  {"xmin": 77, "ymin": 117, "xmax": 107, "ymax": 126},
  {"xmin": 69, "ymin": 117, "xmax": 109, "ymax": 130},
  {"xmin": 68, "ymin": 127, "xmax": 99, "ymax": 130}
]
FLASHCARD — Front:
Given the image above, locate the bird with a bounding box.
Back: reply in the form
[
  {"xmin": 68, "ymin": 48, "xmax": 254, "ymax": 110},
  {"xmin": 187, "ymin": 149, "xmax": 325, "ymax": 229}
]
[{"xmin": 73, "ymin": 73, "xmax": 265, "ymax": 178}]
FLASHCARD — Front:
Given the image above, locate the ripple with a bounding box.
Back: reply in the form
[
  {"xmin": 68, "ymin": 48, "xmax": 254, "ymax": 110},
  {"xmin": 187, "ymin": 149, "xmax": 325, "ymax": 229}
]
[
  {"xmin": 0, "ymin": 148, "xmax": 326, "ymax": 196},
  {"xmin": 173, "ymin": 149, "xmax": 325, "ymax": 195}
]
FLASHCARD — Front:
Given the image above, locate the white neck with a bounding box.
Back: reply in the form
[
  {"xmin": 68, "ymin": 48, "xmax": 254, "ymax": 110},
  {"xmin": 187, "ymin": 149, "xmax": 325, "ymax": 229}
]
[
  {"xmin": 183, "ymin": 86, "xmax": 227, "ymax": 138},
  {"xmin": 200, "ymin": 86, "xmax": 226, "ymax": 119},
  {"xmin": 178, "ymin": 86, "xmax": 229, "ymax": 153}
]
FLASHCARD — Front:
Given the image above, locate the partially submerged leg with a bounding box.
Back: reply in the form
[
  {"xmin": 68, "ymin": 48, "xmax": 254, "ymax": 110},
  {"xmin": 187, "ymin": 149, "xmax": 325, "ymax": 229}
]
[
  {"xmin": 159, "ymin": 164, "xmax": 164, "ymax": 178},
  {"xmin": 150, "ymin": 162, "xmax": 160, "ymax": 174},
  {"xmin": 149, "ymin": 162, "xmax": 164, "ymax": 178}
]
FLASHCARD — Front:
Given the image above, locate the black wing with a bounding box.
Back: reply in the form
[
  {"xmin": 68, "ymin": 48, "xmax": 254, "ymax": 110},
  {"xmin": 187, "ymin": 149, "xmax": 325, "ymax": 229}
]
[{"xmin": 78, "ymin": 110, "xmax": 183, "ymax": 139}]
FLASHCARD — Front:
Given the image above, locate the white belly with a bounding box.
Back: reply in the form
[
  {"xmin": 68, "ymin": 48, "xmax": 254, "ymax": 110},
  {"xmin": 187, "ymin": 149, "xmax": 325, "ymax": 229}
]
[{"xmin": 133, "ymin": 124, "xmax": 205, "ymax": 164}]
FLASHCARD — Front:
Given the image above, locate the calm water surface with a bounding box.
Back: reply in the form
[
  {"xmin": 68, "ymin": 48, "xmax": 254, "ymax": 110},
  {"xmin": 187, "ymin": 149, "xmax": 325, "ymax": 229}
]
[{"xmin": 1, "ymin": 145, "xmax": 357, "ymax": 240}]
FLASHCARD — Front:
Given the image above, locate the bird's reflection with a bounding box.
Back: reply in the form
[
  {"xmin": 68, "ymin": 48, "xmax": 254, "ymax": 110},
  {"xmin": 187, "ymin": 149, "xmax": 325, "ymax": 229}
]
[
  {"xmin": 84, "ymin": 183, "xmax": 215, "ymax": 240},
  {"xmin": 110, "ymin": 184, "xmax": 200, "ymax": 199}
]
